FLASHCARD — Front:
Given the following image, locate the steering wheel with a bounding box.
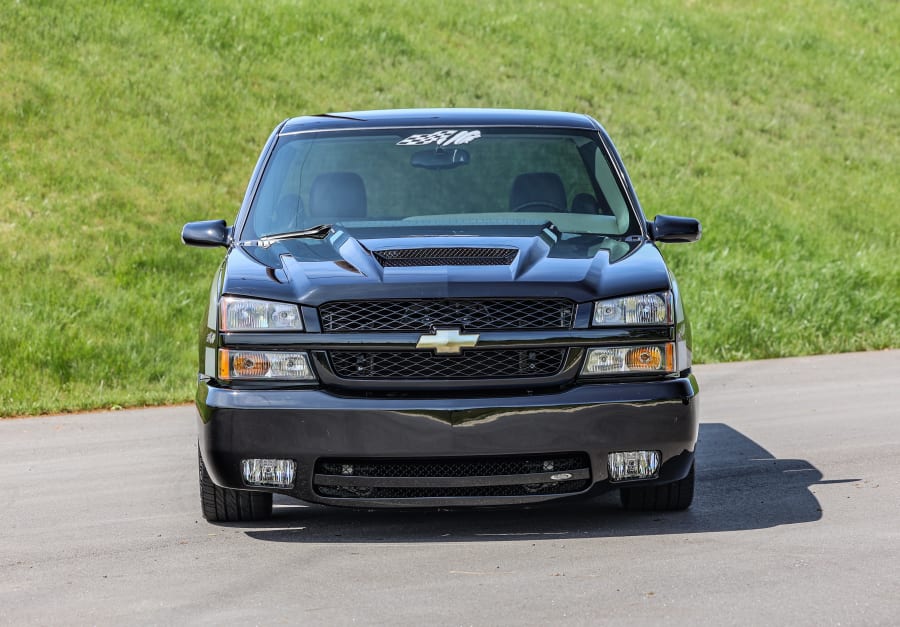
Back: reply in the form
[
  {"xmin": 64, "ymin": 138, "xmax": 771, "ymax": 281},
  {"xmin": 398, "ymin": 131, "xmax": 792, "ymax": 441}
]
[{"xmin": 510, "ymin": 201, "xmax": 566, "ymax": 213}]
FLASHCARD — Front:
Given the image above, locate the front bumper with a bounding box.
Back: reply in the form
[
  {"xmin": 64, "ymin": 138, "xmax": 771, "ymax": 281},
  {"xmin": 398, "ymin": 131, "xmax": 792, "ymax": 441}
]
[{"xmin": 196, "ymin": 375, "xmax": 699, "ymax": 507}]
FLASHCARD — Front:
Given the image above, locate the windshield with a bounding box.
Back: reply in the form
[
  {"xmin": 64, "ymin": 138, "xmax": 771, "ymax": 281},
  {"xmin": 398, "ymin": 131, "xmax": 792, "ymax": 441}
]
[{"xmin": 241, "ymin": 127, "xmax": 639, "ymax": 240}]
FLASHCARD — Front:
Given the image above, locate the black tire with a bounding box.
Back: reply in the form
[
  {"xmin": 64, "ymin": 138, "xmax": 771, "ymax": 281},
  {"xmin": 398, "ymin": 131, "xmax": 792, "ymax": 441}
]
[
  {"xmin": 620, "ymin": 462, "xmax": 695, "ymax": 511},
  {"xmin": 198, "ymin": 448, "xmax": 273, "ymax": 522}
]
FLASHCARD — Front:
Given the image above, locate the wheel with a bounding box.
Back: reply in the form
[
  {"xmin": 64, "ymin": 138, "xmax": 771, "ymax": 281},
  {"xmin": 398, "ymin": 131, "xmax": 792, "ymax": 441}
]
[
  {"xmin": 620, "ymin": 462, "xmax": 695, "ymax": 511},
  {"xmin": 198, "ymin": 448, "xmax": 273, "ymax": 522}
]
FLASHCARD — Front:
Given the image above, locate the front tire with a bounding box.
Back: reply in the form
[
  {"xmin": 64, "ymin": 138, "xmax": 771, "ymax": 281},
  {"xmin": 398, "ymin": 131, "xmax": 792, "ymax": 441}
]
[
  {"xmin": 198, "ymin": 448, "xmax": 273, "ymax": 522},
  {"xmin": 620, "ymin": 462, "xmax": 695, "ymax": 511}
]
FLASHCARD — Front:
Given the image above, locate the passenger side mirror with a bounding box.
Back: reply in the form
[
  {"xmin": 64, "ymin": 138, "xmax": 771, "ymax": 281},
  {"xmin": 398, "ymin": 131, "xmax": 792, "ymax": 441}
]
[
  {"xmin": 181, "ymin": 220, "xmax": 230, "ymax": 247},
  {"xmin": 649, "ymin": 215, "xmax": 702, "ymax": 243}
]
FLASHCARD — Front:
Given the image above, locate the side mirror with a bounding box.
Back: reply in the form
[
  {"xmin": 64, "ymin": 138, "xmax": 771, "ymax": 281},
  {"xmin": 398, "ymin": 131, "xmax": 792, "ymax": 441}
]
[
  {"xmin": 649, "ymin": 215, "xmax": 702, "ymax": 243},
  {"xmin": 182, "ymin": 220, "xmax": 230, "ymax": 247}
]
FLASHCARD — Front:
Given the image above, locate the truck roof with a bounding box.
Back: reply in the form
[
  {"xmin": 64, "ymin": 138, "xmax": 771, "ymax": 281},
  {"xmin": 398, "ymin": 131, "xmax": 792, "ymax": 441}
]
[{"xmin": 280, "ymin": 108, "xmax": 601, "ymax": 134}]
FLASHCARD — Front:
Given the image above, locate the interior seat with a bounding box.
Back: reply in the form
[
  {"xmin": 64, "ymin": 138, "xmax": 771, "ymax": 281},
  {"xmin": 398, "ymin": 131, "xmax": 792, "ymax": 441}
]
[
  {"xmin": 272, "ymin": 193, "xmax": 302, "ymax": 231},
  {"xmin": 309, "ymin": 172, "xmax": 367, "ymax": 220},
  {"xmin": 254, "ymin": 193, "xmax": 302, "ymax": 235},
  {"xmin": 509, "ymin": 172, "xmax": 568, "ymax": 212},
  {"xmin": 571, "ymin": 192, "xmax": 615, "ymax": 216},
  {"xmin": 571, "ymin": 193, "xmax": 600, "ymax": 214}
]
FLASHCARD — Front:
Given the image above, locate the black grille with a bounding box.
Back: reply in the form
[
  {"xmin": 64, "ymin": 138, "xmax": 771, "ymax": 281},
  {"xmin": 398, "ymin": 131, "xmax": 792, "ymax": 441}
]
[
  {"xmin": 319, "ymin": 455, "xmax": 588, "ymax": 477},
  {"xmin": 314, "ymin": 454, "xmax": 591, "ymax": 499},
  {"xmin": 319, "ymin": 299, "xmax": 574, "ymax": 332},
  {"xmin": 329, "ymin": 348, "xmax": 566, "ymax": 379},
  {"xmin": 316, "ymin": 482, "xmax": 589, "ymax": 499},
  {"xmin": 373, "ymin": 247, "xmax": 517, "ymax": 267}
]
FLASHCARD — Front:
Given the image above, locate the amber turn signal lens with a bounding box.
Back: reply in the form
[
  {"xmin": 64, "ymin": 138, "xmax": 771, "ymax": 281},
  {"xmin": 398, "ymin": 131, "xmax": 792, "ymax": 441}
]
[
  {"xmin": 626, "ymin": 346, "xmax": 663, "ymax": 370},
  {"xmin": 233, "ymin": 352, "xmax": 270, "ymax": 377},
  {"xmin": 218, "ymin": 349, "xmax": 231, "ymax": 380}
]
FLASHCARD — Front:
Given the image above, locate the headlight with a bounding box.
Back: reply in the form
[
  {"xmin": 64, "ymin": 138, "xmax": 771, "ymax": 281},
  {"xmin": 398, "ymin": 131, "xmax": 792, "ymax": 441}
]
[
  {"xmin": 593, "ymin": 292, "xmax": 672, "ymax": 326},
  {"xmin": 218, "ymin": 350, "xmax": 316, "ymax": 381},
  {"xmin": 220, "ymin": 296, "xmax": 303, "ymax": 332},
  {"xmin": 581, "ymin": 344, "xmax": 675, "ymax": 375}
]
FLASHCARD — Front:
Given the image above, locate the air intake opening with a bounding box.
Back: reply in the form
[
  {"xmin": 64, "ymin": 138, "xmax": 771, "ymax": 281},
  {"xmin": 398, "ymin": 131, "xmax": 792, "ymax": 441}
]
[
  {"xmin": 373, "ymin": 247, "xmax": 518, "ymax": 267},
  {"xmin": 313, "ymin": 453, "xmax": 592, "ymax": 499}
]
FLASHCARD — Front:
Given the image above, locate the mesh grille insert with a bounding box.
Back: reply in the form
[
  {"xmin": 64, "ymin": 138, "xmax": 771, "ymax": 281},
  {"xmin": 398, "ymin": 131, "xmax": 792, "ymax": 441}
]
[
  {"xmin": 319, "ymin": 299, "xmax": 574, "ymax": 332},
  {"xmin": 329, "ymin": 348, "xmax": 566, "ymax": 379},
  {"xmin": 373, "ymin": 247, "xmax": 518, "ymax": 267},
  {"xmin": 318, "ymin": 455, "xmax": 589, "ymax": 478},
  {"xmin": 314, "ymin": 454, "xmax": 591, "ymax": 499},
  {"xmin": 316, "ymin": 482, "xmax": 590, "ymax": 499}
]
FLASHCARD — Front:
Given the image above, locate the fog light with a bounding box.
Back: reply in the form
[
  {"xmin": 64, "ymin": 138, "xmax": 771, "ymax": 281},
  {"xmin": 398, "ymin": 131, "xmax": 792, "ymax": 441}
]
[
  {"xmin": 241, "ymin": 458, "xmax": 296, "ymax": 488},
  {"xmin": 608, "ymin": 451, "xmax": 660, "ymax": 481}
]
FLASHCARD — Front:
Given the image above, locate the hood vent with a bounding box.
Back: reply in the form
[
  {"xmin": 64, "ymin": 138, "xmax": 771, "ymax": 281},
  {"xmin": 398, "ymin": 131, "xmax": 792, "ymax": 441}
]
[{"xmin": 373, "ymin": 247, "xmax": 518, "ymax": 267}]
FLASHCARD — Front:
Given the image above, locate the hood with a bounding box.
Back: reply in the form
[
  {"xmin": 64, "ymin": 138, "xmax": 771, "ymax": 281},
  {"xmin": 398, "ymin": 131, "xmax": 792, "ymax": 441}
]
[{"xmin": 221, "ymin": 225, "xmax": 671, "ymax": 305}]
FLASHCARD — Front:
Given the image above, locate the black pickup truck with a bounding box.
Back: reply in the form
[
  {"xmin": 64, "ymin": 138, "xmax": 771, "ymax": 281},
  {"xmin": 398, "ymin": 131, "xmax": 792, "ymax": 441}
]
[{"xmin": 182, "ymin": 108, "xmax": 701, "ymax": 522}]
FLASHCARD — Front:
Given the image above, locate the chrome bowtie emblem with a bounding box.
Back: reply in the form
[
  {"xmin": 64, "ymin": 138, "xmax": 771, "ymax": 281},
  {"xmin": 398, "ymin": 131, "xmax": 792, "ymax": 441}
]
[{"xmin": 416, "ymin": 327, "xmax": 480, "ymax": 354}]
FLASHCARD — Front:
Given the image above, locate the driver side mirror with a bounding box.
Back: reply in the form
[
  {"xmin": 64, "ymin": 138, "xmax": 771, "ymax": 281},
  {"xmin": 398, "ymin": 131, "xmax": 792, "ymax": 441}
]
[
  {"xmin": 181, "ymin": 220, "xmax": 230, "ymax": 247},
  {"xmin": 648, "ymin": 215, "xmax": 702, "ymax": 243}
]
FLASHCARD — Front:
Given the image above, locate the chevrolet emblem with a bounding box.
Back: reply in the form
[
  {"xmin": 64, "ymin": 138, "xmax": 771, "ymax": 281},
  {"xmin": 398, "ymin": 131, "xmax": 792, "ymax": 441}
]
[{"xmin": 416, "ymin": 327, "xmax": 480, "ymax": 354}]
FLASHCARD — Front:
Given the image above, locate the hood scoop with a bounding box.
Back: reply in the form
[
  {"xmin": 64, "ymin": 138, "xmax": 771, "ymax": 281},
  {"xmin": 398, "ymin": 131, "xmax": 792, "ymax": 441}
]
[{"xmin": 373, "ymin": 247, "xmax": 518, "ymax": 267}]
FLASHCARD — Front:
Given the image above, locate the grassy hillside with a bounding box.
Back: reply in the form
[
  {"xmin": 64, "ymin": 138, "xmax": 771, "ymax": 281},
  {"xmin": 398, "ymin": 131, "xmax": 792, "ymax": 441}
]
[{"xmin": 1, "ymin": 0, "xmax": 897, "ymax": 416}]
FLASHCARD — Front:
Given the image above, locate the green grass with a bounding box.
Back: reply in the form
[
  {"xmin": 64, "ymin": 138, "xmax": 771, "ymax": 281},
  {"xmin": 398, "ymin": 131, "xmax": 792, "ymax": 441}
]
[{"xmin": 1, "ymin": 0, "xmax": 897, "ymax": 416}]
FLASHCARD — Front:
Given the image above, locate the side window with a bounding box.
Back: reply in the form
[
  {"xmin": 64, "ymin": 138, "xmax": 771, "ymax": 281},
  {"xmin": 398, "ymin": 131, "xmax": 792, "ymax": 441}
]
[
  {"xmin": 250, "ymin": 142, "xmax": 307, "ymax": 237},
  {"xmin": 593, "ymin": 147, "xmax": 630, "ymax": 233}
]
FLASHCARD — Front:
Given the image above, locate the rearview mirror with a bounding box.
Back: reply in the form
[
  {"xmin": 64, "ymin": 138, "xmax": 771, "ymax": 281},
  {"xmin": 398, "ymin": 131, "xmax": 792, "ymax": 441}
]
[
  {"xmin": 649, "ymin": 215, "xmax": 702, "ymax": 243},
  {"xmin": 182, "ymin": 220, "xmax": 230, "ymax": 247},
  {"xmin": 411, "ymin": 148, "xmax": 470, "ymax": 170}
]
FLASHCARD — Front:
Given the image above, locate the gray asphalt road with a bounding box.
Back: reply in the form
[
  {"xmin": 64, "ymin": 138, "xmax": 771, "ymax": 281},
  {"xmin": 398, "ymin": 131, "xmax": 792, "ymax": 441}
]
[{"xmin": 2, "ymin": 351, "xmax": 899, "ymax": 626}]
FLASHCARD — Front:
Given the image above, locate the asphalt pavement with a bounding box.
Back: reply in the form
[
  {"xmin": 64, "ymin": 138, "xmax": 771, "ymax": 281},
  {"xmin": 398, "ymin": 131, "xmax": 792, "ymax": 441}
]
[{"xmin": 1, "ymin": 350, "xmax": 898, "ymax": 625}]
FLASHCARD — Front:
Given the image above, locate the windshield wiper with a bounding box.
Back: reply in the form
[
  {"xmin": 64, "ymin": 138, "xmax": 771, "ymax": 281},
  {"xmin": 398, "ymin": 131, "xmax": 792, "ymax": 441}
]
[{"xmin": 246, "ymin": 224, "xmax": 333, "ymax": 248}]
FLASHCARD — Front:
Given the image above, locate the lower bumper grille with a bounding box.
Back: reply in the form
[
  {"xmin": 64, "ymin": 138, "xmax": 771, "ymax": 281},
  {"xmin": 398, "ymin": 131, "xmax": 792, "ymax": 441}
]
[{"xmin": 313, "ymin": 454, "xmax": 591, "ymax": 500}]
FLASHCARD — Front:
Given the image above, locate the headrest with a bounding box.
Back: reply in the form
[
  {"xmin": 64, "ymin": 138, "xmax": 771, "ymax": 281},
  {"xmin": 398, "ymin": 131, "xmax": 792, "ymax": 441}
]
[
  {"xmin": 572, "ymin": 192, "xmax": 615, "ymax": 215},
  {"xmin": 509, "ymin": 172, "xmax": 567, "ymax": 212},
  {"xmin": 309, "ymin": 172, "xmax": 367, "ymax": 219},
  {"xmin": 571, "ymin": 193, "xmax": 599, "ymax": 214}
]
